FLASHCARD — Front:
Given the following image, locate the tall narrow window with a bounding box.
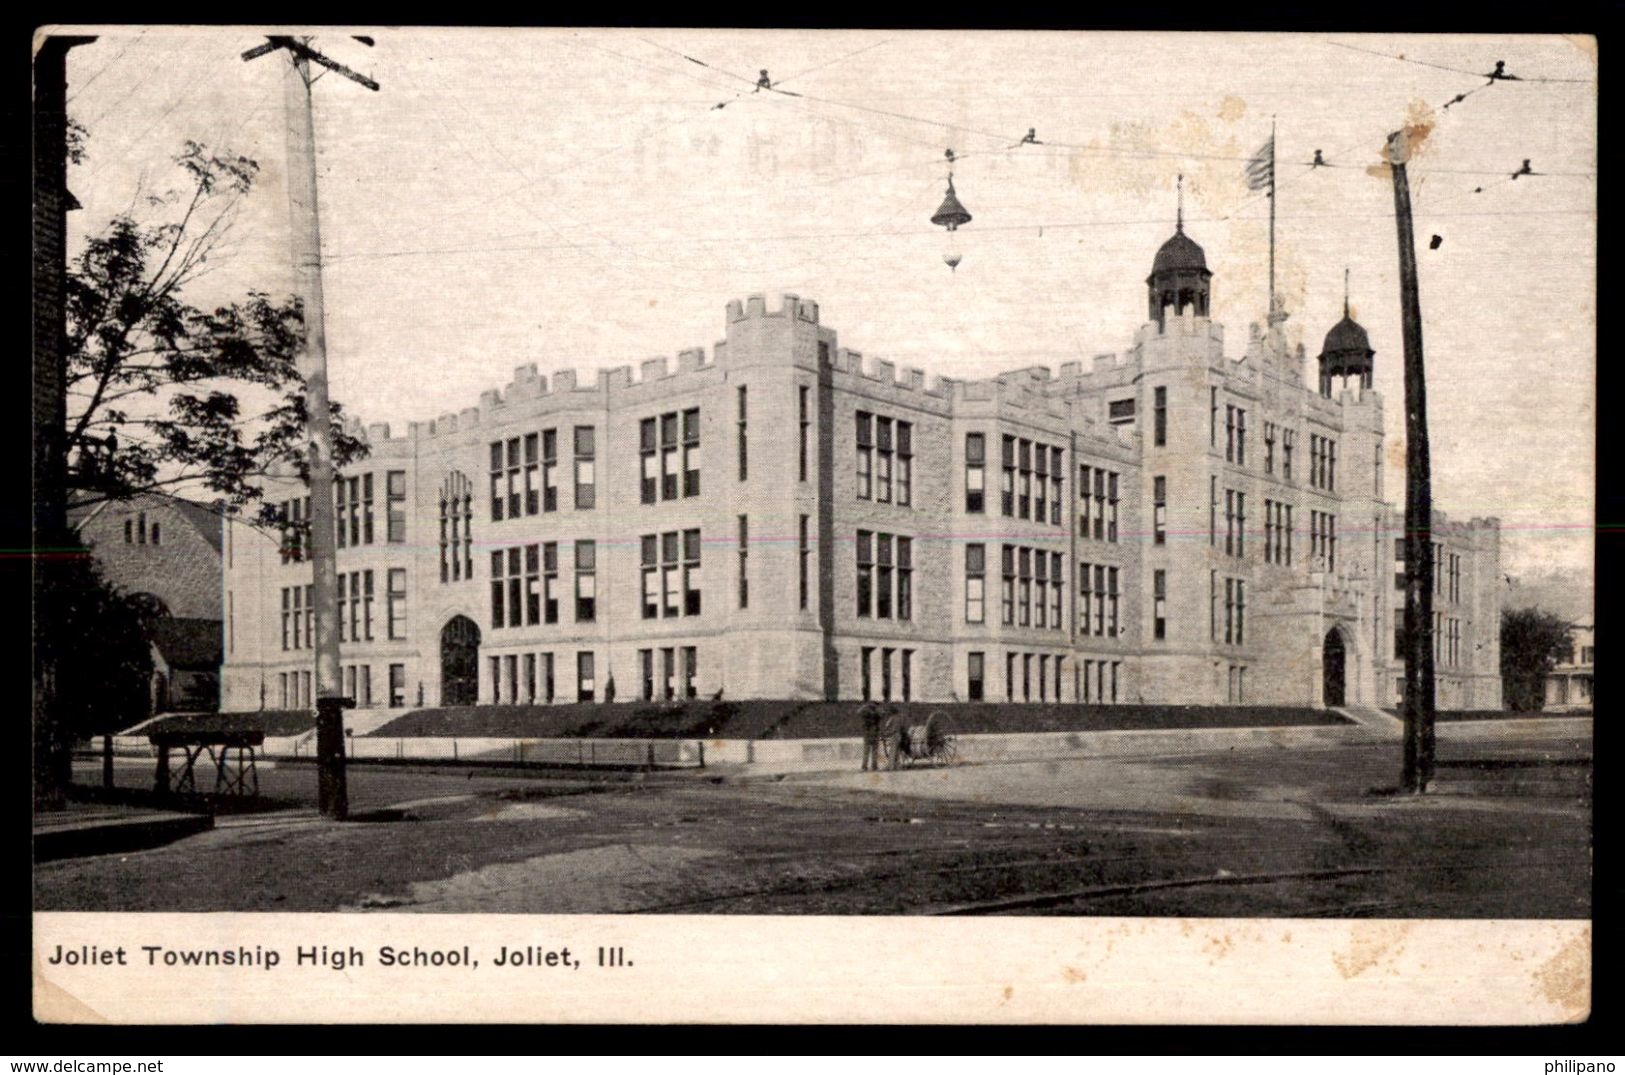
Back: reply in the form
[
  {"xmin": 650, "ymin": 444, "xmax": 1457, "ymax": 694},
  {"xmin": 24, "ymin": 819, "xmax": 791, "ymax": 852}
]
[
  {"xmin": 662, "ymin": 532, "xmax": 680, "ymax": 617},
  {"xmin": 861, "ymin": 646, "xmax": 873, "ymax": 701},
  {"xmin": 875, "ymin": 417, "xmax": 893, "ymax": 503},
  {"xmin": 575, "ymin": 540, "xmax": 596, "ymax": 622},
  {"xmin": 1153, "ymin": 476, "xmax": 1167, "ymax": 545},
  {"xmin": 1079, "ymin": 560, "xmax": 1092, "ymax": 638},
  {"xmin": 1017, "ymin": 547, "xmax": 1031, "ymax": 627},
  {"xmin": 639, "ymin": 418, "xmax": 658, "ymax": 504},
  {"xmin": 336, "ymin": 576, "xmax": 347, "ymax": 642},
  {"xmin": 387, "ymin": 568, "xmax": 407, "ymax": 639},
  {"xmin": 1108, "ymin": 566, "xmax": 1120, "ymax": 637},
  {"xmin": 737, "ymin": 386, "xmax": 748, "ymax": 481},
  {"xmin": 507, "ymin": 547, "xmax": 522, "ymax": 628},
  {"xmin": 1236, "ymin": 579, "xmax": 1246, "ymax": 644},
  {"xmin": 577, "ymin": 652, "xmax": 595, "ymax": 703},
  {"xmin": 1225, "ymin": 577, "xmax": 1235, "ymax": 644},
  {"xmin": 1051, "ymin": 552, "xmax": 1063, "ymax": 629},
  {"xmin": 1107, "ymin": 473, "xmax": 1120, "ymax": 542},
  {"xmin": 737, "ymin": 515, "xmax": 749, "ymax": 610},
  {"xmin": 1050, "ymin": 446, "xmax": 1064, "ymax": 525},
  {"xmin": 1236, "ymin": 407, "xmax": 1246, "ymax": 466},
  {"xmin": 640, "ymin": 648, "xmax": 654, "ymax": 701},
  {"xmin": 543, "ymin": 543, "xmax": 559, "ymax": 624},
  {"xmin": 1283, "ymin": 428, "xmax": 1295, "ymax": 482},
  {"xmin": 798, "ymin": 386, "xmax": 810, "ymax": 482},
  {"xmin": 524, "ymin": 654, "xmax": 537, "ymax": 703},
  {"xmin": 855, "ymin": 411, "xmax": 872, "ymax": 499},
  {"xmin": 641, "ymin": 535, "xmax": 660, "ymax": 619},
  {"xmin": 1001, "ymin": 436, "xmax": 1016, "ymax": 516},
  {"xmin": 965, "ymin": 433, "xmax": 986, "ymax": 513},
  {"xmin": 525, "ymin": 544, "xmax": 540, "ymax": 624},
  {"xmin": 1154, "ymin": 385, "xmax": 1167, "ymax": 446},
  {"xmin": 389, "ymin": 664, "xmax": 405, "ymax": 708},
  {"xmin": 573, "ymin": 426, "xmax": 596, "ymax": 509},
  {"xmin": 660, "ymin": 412, "xmax": 679, "ymax": 501},
  {"xmin": 542, "ymin": 429, "xmax": 558, "ymax": 512},
  {"xmin": 897, "ymin": 537, "xmax": 913, "ymax": 621},
  {"xmin": 881, "ymin": 647, "xmax": 894, "ymax": 701},
  {"xmin": 1002, "ymin": 546, "xmax": 1015, "ymax": 626},
  {"xmin": 1264, "ymin": 422, "xmax": 1277, "ymax": 474},
  {"xmin": 856, "ymin": 530, "xmax": 873, "ymax": 618},
  {"xmin": 1079, "ymin": 464, "xmax": 1092, "ymax": 538},
  {"xmin": 1210, "ymin": 477, "xmax": 1218, "ymax": 548},
  {"xmin": 896, "ymin": 420, "xmax": 913, "ymax": 506},
  {"xmin": 682, "ymin": 407, "xmax": 701, "ymax": 497},
  {"xmin": 876, "ymin": 534, "xmax": 893, "ymax": 619},
  {"xmin": 683, "ymin": 528, "xmax": 702, "ymax": 616},
  {"xmin": 358, "ymin": 575, "xmax": 369, "ymax": 640},
  {"xmin": 1210, "ymin": 387, "xmax": 1218, "ymax": 447},
  {"xmin": 682, "ymin": 646, "xmax": 697, "ymax": 699},
  {"xmin": 1225, "ymin": 405, "xmax": 1236, "ymax": 463},
  {"xmin": 387, "ymin": 470, "xmax": 407, "ymax": 542},
  {"xmin": 967, "ymin": 652, "xmax": 985, "ymax": 702},
  {"xmin": 901, "ymin": 649, "xmax": 913, "ymax": 702},
  {"xmin": 798, "ymin": 514, "xmax": 810, "ymax": 610},
  {"xmin": 1017, "ymin": 439, "xmax": 1031, "ymax": 519},
  {"xmin": 1154, "ymin": 569, "xmax": 1167, "ymax": 640},
  {"xmin": 522, "ymin": 434, "xmax": 539, "ymax": 515},
  {"xmin": 965, "ymin": 544, "xmax": 985, "ymax": 624}
]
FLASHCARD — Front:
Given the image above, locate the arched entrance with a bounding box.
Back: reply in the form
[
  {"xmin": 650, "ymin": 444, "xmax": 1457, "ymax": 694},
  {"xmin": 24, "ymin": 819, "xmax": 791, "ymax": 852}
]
[
  {"xmin": 440, "ymin": 616, "xmax": 481, "ymax": 705},
  {"xmin": 1323, "ymin": 628, "xmax": 1347, "ymax": 707}
]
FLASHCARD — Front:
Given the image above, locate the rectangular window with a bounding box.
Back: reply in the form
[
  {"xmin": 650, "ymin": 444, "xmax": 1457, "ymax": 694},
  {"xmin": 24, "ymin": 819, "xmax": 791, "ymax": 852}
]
[
  {"xmin": 1108, "ymin": 566, "xmax": 1120, "ymax": 637},
  {"xmin": 1154, "ymin": 569, "xmax": 1167, "ymax": 640},
  {"xmin": 1210, "ymin": 387, "xmax": 1218, "ymax": 447},
  {"xmin": 542, "ymin": 652, "xmax": 555, "ymax": 703},
  {"xmin": 574, "ymin": 426, "xmax": 596, "ymax": 509},
  {"xmin": 523, "ymin": 434, "xmax": 539, "ymax": 516},
  {"xmin": 1153, "ymin": 476, "xmax": 1167, "ymax": 545},
  {"xmin": 1078, "ymin": 464, "xmax": 1091, "ymax": 537},
  {"xmin": 575, "ymin": 540, "xmax": 596, "ymax": 622},
  {"xmin": 1017, "ymin": 547, "xmax": 1030, "ymax": 627},
  {"xmin": 639, "ymin": 417, "xmax": 658, "ymax": 505},
  {"xmin": 897, "ymin": 536, "xmax": 912, "ymax": 621},
  {"xmin": 1002, "ymin": 436, "xmax": 1016, "ymax": 516},
  {"xmin": 490, "ymin": 442, "xmax": 506, "ymax": 522},
  {"xmin": 856, "ymin": 530, "xmax": 873, "ymax": 618},
  {"xmin": 280, "ymin": 588, "xmax": 291, "ymax": 651},
  {"xmin": 640, "ymin": 648, "xmax": 654, "ymax": 701},
  {"xmin": 1107, "ymin": 473, "xmax": 1119, "ymax": 542},
  {"xmin": 1236, "ymin": 407, "xmax": 1246, "ymax": 466},
  {"xmin": 855, "ymin": 410, "xmax": 872, "ymax": 499},
  {"xmin": 524, "ymin": 545, "xmax": 540, "ymax": 624},
  {"xmin": 875, "ymin": 416, "xmax": 893, "ymax": 503},
  {"xmin": 389, "ymin": 664, "xmax": 405, "ymax": 708},
  {"xmin": 738, "ymin": 515, "xmax": 749, "ymax": 610},
  {"xmin": 387, "ymin": 568, "xmax": 407, "ymax": 640},
  {"xmin": 542, "ymin": 429, "xmax": 558, "ymax": 512},
  {"xmin": 877, "ymin": 534, "xmax": 894, "ymax": 619},
  {"xmin": 1264, "ymin": 421, "xmax": 1277, "ymax": 475},
  {"xmin": 881, "ymin": 647, "xmax": 893, "ymax": 701},
  {"xmin": 1225, "ymin": 577, "xmax": 1235, "ymax": 644},
  {"xmin": 661, "ymin": 647, "xmax": 675, "ymax": 701},
  {"xmin": 1283, "ymin": 428, "xmax": 1294, "ymax": 482},
  {"xmin": 543, "ymin": 543, "xmax": 559, "ymax": 623},
  {"xmin": 359, "ymin": 665, "xmax": 372, "ymax": 707},
  {"xmin": 799, "ymin": 385, "xmax": 810, "ymax": 482},
  {"xmin": 577, "ymin": 652, "xmax": 595, "ymax": 703},
  {"xmin": 737, "ymin": 386, "xmax": 748, "ymax": 482},
  {"xmin": 362, "ymin": 477, "xmax": 373, "ymax": 544},
  {"xmin": 1226, "ymin": 404, "xmax": 1236, "ymax": 463},
  {"xmin": 682, "ymin": 407, "xmax": 701, "ymax": 497},
  {"xmin": 502, "ymin": 654, "xmax": 518, "ymax": 705},
  {"xmin": 1153, "ymin": 385, "xmax": 1167, "ymax": 446},
  {"xmin": 1236, "ymin": 579, "xmax": 1246, "ymax": 645},
  {"xmin": 683, "ymin": 528, "xmax": 702, "ymax": 617},
  {"xmin": 966, "ymin": 544, "xmax": 985, "ymax": 624},
  {"xmin": 1108, "ymin": 398, "xmax": 1136, "ymax": 424},
  {"xmin": 1001, "ymin": 546, "xmax": 1015, "ymax": 626},
  {"xmin": 1050, "ymin": 446, "xmax": 1064, "ymax": 525},
  {"xmin": 660, "ymin": 412, "xmax": 678, "ymax": 501},
  {"xmin": 1007, "ymin": 652, "xmax": 1016, "ymax": 702},
  {"xmin": 641, "ymin": 535, "xmax": 660, "ymax": 620},
  {"xmin": 861, "ymin": 646, "xmax": 873, "ymax": 701},
  {"xmin": 1017, "ymin": 439, "xmax": 1031, "ymax": 519},
  {"xmin": 968, "ymin": 652, "xmax": 985, "ymax": 702},
  {"xmin": 1079, "ymin": 560, "xmax": 1092, "ymax": 638},
  {"xmin": 1051, "ymin": 552, "xmax": 1063, "ymax": 629},
  {"xmin": 682, "ymin": 646, "xmax": 697, "ymax": 699},
  {"xmin": 897, "ymin": 420, "xmax": 913, "ymax": 507},
  {"xmin": 798, "ymin": 515, "xmax": 810, "ymax": 610},
  {"xmin": 1094, "ymin": 469, "xmax": 1107, "ymax": 541},
  {"xmin": 524, "ymin": 653, "xmax": 537, "ymax": 704},
  {"xmin": 965, "ymin": 433, "xmax": 986, "ymax": 513}
]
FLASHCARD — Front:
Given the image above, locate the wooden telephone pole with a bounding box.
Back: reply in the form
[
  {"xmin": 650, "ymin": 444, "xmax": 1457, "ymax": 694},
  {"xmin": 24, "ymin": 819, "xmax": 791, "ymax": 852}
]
[
  {"xmin": 242, "ymin": 35, "xmax": 378, "ymax": 819},
  {"xmin": 1387, "ymin": 127, "xmax": 1436, "ymax": 793}
]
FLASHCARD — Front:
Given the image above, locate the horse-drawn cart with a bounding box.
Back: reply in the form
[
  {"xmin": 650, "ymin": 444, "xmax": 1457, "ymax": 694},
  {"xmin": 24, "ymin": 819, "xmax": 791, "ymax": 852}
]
[{"xmin": 880, "ymin": 711, "xmax": 959, "ymax": 768}]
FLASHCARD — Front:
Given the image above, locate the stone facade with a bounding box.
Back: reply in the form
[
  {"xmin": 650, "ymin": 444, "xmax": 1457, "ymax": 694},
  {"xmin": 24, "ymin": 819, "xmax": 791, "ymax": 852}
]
[
  {"xmin": 72, "ymin": 494, "xmax": 224, "ymax": 621},
  {"xmin": 221, "ymin": 234, "xmax": 1503, "ymax": 713}
]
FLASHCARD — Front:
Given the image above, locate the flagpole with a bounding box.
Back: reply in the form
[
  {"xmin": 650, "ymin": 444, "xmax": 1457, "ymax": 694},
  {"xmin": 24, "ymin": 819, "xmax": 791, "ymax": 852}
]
[{"xmin": 1268, "ymin": 116, "xmax": 1277, "ymax": 321}]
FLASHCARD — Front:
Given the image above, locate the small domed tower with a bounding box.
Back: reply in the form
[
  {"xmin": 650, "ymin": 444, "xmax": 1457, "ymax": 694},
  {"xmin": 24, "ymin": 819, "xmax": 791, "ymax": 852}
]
[
  {"xmin": 1146, "ymin": 175, "xmax": 1212, "ymax": 328},
  {"xmin": 1318, "ymin": 270, "xmax": 1375, "ymax": 397}
]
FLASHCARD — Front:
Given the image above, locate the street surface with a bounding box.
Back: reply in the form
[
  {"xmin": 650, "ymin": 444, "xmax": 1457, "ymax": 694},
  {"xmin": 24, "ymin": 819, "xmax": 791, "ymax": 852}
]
[{"xmin": 37, "ymin": 732, "xmax": 1590, "ymax": 917}]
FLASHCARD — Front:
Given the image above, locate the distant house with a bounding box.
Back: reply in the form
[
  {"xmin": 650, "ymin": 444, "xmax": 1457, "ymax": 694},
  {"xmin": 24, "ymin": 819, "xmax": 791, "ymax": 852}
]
[
  {"xmin": 1545, "ymin": 615, "xmax": 1594, "ymax": 712},
  {"xmin": 69, "ymin": 493, "xmax": 224, "ymax": 714}
]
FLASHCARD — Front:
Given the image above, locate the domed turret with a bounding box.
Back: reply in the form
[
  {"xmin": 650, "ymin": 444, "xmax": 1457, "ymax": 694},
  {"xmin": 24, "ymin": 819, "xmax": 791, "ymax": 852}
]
[
  {"xmin": 1146, "ymin": 175, "xmax": 1212, "ymax": 327},
  {"xmin": 1318, "ymin": 269, "xmax": 1375, "ymax": 397}
]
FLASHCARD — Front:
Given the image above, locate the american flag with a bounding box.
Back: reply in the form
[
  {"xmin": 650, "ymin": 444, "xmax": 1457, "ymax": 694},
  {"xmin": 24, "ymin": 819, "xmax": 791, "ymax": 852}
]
[{"xmin": 1245, "ymin": 135, "xmax": 1275, "ymax": 192}]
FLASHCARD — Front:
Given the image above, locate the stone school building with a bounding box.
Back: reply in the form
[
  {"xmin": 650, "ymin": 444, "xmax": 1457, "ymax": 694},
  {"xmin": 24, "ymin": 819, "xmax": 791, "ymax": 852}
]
[{"xmin": 221, "ymin": 226, "xmax": 1503, "ymax": 713}]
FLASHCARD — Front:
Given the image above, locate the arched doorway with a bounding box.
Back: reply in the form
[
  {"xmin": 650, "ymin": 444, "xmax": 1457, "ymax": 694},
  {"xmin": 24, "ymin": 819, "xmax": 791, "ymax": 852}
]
[
  {"xmin": 440, "ymin": 616, "xmax": 481, "ymax": 705},
  {"xmin": 1323, "ymin": 628, "xmax": 1347, "ymax": 707}
]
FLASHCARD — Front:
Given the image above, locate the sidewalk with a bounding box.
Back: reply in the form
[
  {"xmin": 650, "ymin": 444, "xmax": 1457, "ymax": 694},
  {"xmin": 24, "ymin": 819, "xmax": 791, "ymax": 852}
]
[{"xmin": 34, "ymin": 801, "xmax": 214, "ymax": 862}]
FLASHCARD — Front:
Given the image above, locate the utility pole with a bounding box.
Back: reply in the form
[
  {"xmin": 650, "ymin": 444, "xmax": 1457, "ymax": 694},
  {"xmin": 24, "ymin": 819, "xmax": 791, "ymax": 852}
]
[
  {"xmin": 1387, "ymin": 127, "xmax": 1436, "ymax": 793},
  {"xmin": 243, "ymin": 36, "xmax": 378, "ymax": 819}
]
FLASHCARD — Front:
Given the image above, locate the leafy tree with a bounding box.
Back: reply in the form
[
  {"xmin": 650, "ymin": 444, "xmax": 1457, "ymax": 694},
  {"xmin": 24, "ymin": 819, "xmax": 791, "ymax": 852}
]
[
  {"xmin": 63, "ymin": 138, "xmax": 367, "ymax": 528},
  {"xmin": 34, "ymin": 555, "xmax": 157, "ymax": 797},
  {"xmin": 1500, "ymin": 606, "xmax": 1575, "ymax": 712}
]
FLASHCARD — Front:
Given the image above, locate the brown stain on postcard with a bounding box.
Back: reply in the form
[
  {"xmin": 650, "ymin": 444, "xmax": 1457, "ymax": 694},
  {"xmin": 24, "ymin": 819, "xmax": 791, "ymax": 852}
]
[{"xmin": 1534, "ymin": 927, "xmax": 1590, "ymax": 1022}]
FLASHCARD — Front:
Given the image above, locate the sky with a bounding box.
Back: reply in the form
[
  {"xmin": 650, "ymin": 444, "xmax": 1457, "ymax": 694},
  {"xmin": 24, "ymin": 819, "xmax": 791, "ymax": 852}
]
[{"xmin": 56, "ymin": 27, "xmax": 1596, "ymax": 580}]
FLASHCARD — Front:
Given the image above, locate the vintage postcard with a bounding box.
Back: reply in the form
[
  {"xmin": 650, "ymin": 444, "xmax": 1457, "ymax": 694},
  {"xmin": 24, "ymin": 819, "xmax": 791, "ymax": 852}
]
[{"xmin": 31, "ymin": 26, "xmax": 1594, "ymax": 1024}]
